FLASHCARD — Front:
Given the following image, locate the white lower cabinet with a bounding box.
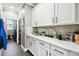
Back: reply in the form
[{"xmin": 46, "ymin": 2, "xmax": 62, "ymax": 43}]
[
  {"xmin": 50, "ymin": 45, "xmax": 79, "ymax": 56},
  {"xmin": 28, "ymin": 37, "xmax": 33, "ymax": 55},
  {"xmin": 28, "ymin": 36, "xmax": 79, "ymax": 56},
  {"xmin": 67, "ymin": 50, "xmax": 79, "ymax": 56},
  {"xmin": 38, "ymin": 41, "xmax": 50, "ymax": 56},
  {"xmin": 25, "ymin": 36, "xmax": 31, "ymax": 49},
  {"xmin": 38, "ymin": 45, "xmax": 49, "ymax": 56},
  {"xmin": 29, "ymin": 37, "xmax": 38, "ymax": 56},
  {"xmin": 56, "ymin": 3, "xmax": 76, "ymax": 24},
  {"xmin": 50, "ymin": 45, "xmax": 68, "ymax": 56},
  {"xmin": 32, "ymin": 42, "xmax": 37, "ymax": 55}
]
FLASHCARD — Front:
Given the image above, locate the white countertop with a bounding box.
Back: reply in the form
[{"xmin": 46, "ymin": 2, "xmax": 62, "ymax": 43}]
[{"xmin": 26, "ymin": 34, "xmax": 79, "ymax": 53}]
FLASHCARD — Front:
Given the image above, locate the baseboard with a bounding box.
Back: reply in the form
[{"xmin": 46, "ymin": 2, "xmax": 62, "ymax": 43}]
[{"xmin": 21, "ymin": 45, "xmax": 28, "ymax": 52}]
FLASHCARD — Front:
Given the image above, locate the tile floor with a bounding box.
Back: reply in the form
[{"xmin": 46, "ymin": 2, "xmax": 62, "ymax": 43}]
[{"xmin": 1, "ymin": 40, "xmax": 33, "ymax": 56}]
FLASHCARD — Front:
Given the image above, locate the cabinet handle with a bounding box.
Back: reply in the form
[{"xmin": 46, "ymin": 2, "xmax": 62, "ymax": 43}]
[
  {"xmin": 46, "ymin": 51, "xmax": 48, "ymax": 56},
  {"xmin": 33, "ymin": 39, "xmax": 35, "ymax": 41},
  {"xmin": 50, "ymin": 53, "xmax": 51, "ymax": 56},
  {"xmin": 40, "ymin": 43, "xmax": 45, "ymax": 45},
  {"xmin": 56, "ymin": 17, "xmax": 58, "ymax": 23},
  {"xmin": 54, "ymin": 49, "xmax": 64, "ymax": 54},
  {"xmin": 30, "ymin": 42, "xmax": 32, "ymax": 46},
  {"xmin": 52, "ymin": 17, "xmax": 55, "ymax": 23},
  {"xmin": 35, "ymin": 22, "xmax": 37, "ymax": 25}
]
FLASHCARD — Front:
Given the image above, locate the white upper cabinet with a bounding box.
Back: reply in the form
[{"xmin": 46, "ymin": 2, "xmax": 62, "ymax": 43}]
[
  {"xmin": 32, "ymin": 3, "xmax": 79, "ymax": 27},
  {"xmin": 56, "ymin": 3, "xmax": 76, "ymax": 25},
  {"xmin": 32, "ymin": 3, "xmax": 55, "ymax": 27},
  {"xmin": 39, "ymin": 4, "xmax": 55, "ymax": 26}
]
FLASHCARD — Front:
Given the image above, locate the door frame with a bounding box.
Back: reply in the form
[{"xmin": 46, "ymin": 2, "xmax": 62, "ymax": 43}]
[{"xmin": 17, "ymin": 16, "xmax": 25, "ymax": 45}]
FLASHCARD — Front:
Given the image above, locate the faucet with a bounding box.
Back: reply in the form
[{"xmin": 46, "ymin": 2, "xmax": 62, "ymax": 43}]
[{"xmin": 51, "ymin": 29, "xmax": 57, "ymax": 38}]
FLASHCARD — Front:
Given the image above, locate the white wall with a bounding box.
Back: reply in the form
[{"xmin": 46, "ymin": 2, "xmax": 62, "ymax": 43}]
[
  {"xmin": 25, "ymin": 5, "xmax": 32, "ymax": 27},
  {"xmin": 24, "ymin": 5, "xmax": 32, "ymax": 49}
]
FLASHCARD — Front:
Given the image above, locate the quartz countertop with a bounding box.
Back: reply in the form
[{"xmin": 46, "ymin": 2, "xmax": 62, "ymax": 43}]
[{"xmin": 26, "ymin": 34, "xmax": 79, "ymax": 53}]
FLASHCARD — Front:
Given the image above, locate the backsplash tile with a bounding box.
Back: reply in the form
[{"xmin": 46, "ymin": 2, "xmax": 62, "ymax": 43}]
[{"xmin": 33, "ymin": 25, "xmax": 79, "ymax": 39}]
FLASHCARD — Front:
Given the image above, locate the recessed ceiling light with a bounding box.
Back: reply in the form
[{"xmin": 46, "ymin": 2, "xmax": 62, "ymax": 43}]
[{"xmin": 10, "ymin": 6, "xmax": 14, "ymax": 9}]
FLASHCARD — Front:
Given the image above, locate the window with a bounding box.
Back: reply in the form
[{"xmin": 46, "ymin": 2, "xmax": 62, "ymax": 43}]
[{"xmin": 6, "ymin": 19, "xmax": 13, "ymax": 30}]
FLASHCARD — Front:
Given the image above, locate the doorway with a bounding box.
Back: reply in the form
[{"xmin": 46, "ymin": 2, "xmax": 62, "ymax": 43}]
[
  {"xmin": 18, "ymin": 18, "xmax": 25, "ymax": 47},
  {"xmin": 18, "ymin": 19, "xmax": 21, "ymax": 45},
  {"xmin": 5, "ymin": 18, "xmax": 17, "ymax": 42}
]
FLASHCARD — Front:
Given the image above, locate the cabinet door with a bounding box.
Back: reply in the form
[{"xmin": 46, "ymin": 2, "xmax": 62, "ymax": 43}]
[
  {"xmin": 32, "ymin": 42, "xmax": 37, "ymax": 56},
  {"xmin": 25, "ymin": 36, "xmax": 30, "ymax": 48},
  {"xmin": 50, "ymin": 50, "xmax": 61, "ymax": 56},
  {"xmin": 57, "ymin": 3, "xmax": 75, "ymax": 24},
  {"xmin": 39, "ymin": 45, "xmax": 49, "ymax": 56},
  {"xmin": 29, "ymin": 37, "xmax": 33, "ymax": 53},
  {"xmin": 39, "ymin": 3, "xmax": 55, "ymax": 26},
  {"xmin": 50, "ymin": 45, "xmax": 68, "ymax": 56},
  {"xmin": 67, "ymin": 50, "xmax": 79, "ymax": 56},
  {"xmin": 29, "ymin": 37, "xmax": 38, "ymax": 56},
  {"xmin": 38, "ymin": 41, "xmax": 49, "ymax": 56},
  {"xmin": 68, "ymin": 52, "xmax": 79, "ymax": 56},
  {"xmin": 32, "ymin": 3, "xmax": 55, "ymax": 27}
]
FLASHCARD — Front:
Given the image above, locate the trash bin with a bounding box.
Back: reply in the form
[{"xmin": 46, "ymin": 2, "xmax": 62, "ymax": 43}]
[
  {"xmin": 0, "ymin": 39, "xmax": 3, "ymax": 56},
  {"xmin": 8, "ymin": 35, "xmax": 11, "ymax": 40}
]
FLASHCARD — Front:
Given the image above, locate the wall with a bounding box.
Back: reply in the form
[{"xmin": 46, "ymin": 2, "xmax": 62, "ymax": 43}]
[
  {"xmin": 52, "ymin": 25, "xmax": 79, "ymax": 38},
  {"xmin": 25, "ymin": 5, "xmax": 32, "ymax": 27},
  {"xmin": 25, "ymin": 5, "xmax": 32, "ymax": 48}
]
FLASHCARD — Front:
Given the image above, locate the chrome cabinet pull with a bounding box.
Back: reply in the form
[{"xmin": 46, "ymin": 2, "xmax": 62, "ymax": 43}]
[
  {"xmin": 56, "ymin": 17, "xmax": 58, "ymax": 23},
  {"xmin": 35, "ymin": 22, "xmax": 37, "ymax": 25},
  {"xmin": 40, "ymin": 43, "xmax": 45, "ymax": 45},
  {"xmin": 46, "ymin": 51, "xmax": 48, "ymax": 56},
  {"xmin": 54, "ymin": 49, "xmax": 64, "ymax": 54},
  {"xmin": 33, "ymin": 39, "xmax": 35, "ymax": 41},
  {"xmin": 50, "ymin": 53, "xmax": 51, "ymax": 56},
  {"xmin": 52, "ymin": 17, "xmax": 55, "ymax": 23}
]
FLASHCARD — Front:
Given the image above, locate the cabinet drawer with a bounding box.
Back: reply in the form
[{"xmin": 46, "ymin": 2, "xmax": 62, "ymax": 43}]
[
  {"xmin": 30, "ymin": 37, "xmax": 37, "ymax": 43},
  {"xmin": 39, "ymin": 41, "xmax": 49, "ymax": 48},
  {"xmin": 51, "ymin": 45, "xmax": 68, "ymax": 56},
  {"xmin": 67, "ymin": 50, "xmax": 79, "ymax": 56}
]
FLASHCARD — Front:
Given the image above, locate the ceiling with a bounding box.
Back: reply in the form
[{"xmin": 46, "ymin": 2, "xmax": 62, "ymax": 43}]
[
  {"xmin": 2, "ymin": 3, "xmax": 37, "ymax": 13},
  {"xmin": 2, "ymin": 3, "xmax": 24, "ymax": 13},
  {"xmin": 26, "ymin": 3, "xmax": 37, "ymax": 7}
]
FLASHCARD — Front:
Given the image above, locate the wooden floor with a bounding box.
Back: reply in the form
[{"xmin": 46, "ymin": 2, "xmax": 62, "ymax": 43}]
[{"xmin": 1, "ymin": 40, "xmax": 33, "ymax": 56}]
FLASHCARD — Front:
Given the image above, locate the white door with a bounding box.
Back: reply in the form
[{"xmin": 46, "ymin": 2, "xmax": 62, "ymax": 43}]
[{"xmin": 57, "ymin": 3, "xmax": 75, "ymax": 24}]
